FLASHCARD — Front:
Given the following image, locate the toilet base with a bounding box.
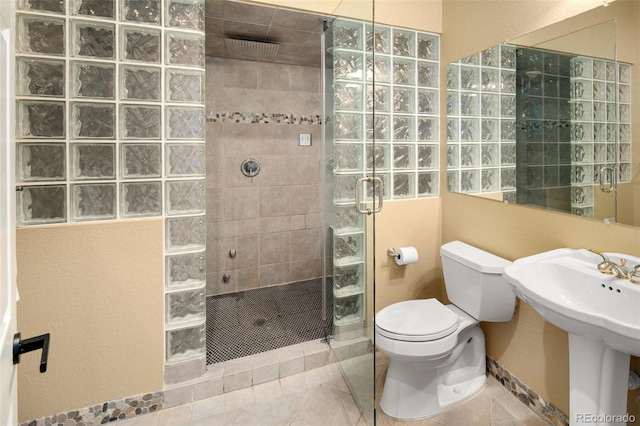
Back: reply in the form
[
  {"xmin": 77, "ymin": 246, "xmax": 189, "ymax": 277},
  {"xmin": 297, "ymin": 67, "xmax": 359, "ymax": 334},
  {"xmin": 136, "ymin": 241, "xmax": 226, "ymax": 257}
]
[{"xmin": 379, "ymin": 325, "xmax": 487, "ymax": 420}]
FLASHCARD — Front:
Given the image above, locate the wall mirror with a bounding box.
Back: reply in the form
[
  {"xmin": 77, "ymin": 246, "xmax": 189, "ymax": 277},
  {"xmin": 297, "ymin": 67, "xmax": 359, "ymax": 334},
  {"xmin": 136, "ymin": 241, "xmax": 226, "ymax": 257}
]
[{"xmin": 445, "ymin": 3, "xmax": 638, "ymax": 226}]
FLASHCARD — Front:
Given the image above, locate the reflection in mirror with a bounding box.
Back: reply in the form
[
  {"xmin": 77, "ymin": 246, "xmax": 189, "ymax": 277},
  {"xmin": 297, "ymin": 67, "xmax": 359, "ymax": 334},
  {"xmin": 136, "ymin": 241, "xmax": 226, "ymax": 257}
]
[{"xmin": 446, "ymin": 17, "xmax": 632, "ymax": 224}]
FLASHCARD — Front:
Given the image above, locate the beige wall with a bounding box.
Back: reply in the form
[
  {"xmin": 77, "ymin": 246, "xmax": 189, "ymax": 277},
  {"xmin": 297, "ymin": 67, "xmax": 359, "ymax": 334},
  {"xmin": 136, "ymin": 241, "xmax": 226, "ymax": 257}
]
[
  {"xmin": 16, "ymin": 220, "xmax": 164, "ymax": 422},
  {"xmin": 442, "ymin": 0, "xmax": 640, "ymax": 417},
  {"xmin": 205, "ymin": 58, "xmax": 323, "ymax": 294}
]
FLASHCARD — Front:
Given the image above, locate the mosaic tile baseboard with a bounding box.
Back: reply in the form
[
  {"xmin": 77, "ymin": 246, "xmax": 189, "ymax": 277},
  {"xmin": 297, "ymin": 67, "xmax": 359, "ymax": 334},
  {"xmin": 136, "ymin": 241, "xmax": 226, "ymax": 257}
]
[
  {"xmin": 487, "ymin": 354, "xmax": 569, "ymax": 426},
  {"xmin": 206, "ymin": 112, "xmax": 322, "ymax": 125},
  {"xmin": 19, "ymin": 391, "xmax": 164, "ymax": 426}
]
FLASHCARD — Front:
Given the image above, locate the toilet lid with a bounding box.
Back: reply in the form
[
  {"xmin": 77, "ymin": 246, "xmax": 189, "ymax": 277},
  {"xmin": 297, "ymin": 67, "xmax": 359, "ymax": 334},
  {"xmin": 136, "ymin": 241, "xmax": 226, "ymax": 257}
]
[{"xmin": 375, "ymin": 299, "xmax": 459, "ymax": 341}]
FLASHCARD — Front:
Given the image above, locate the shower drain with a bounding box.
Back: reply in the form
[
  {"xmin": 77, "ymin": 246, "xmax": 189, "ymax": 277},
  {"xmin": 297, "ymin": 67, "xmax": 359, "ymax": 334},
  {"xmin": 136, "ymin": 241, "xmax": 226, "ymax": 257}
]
[{"xmin": 253, "ymin": 317, "xmax": 267, "ymax": 326}]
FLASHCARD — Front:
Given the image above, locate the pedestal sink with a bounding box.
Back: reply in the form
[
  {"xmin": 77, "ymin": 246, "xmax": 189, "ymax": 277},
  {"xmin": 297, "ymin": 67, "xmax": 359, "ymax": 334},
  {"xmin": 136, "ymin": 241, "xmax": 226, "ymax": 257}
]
[{"xmin": 502, "ymin": 248, "xmax": 640, "ymax": 426}]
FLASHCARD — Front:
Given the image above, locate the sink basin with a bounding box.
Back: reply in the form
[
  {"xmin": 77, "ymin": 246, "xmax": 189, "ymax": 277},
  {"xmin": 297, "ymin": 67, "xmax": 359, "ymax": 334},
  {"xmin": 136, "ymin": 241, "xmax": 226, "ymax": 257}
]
[
  {"xmin": 503, "ymin": 248, "xmax": 640, "ymax": 426},
  {"xmin": 503, "ymin": 248, "xmax": 640, "ymax": 356}
]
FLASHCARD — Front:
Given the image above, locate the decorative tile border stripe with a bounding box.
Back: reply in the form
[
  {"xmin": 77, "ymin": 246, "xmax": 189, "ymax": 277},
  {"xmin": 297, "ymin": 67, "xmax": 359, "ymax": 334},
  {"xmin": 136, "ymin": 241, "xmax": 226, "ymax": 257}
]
[
  {"xmin": 487, "ymin": 354, "xmax": 568, "ymax": 426},
  {"xmin": 19, "ymin": 391, "xmax": 164, "ymax": 426},
  {"xmin": 206, "ymin": 112, "xmax": 322, "ymax": 125}
]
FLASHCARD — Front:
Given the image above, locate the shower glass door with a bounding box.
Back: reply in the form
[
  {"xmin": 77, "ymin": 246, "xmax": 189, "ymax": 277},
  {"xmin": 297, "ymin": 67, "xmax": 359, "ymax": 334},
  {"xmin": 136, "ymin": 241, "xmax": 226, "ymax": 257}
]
[{"xmin": 322, "ymin": 1, "xmax": 376, "ymax": 423}]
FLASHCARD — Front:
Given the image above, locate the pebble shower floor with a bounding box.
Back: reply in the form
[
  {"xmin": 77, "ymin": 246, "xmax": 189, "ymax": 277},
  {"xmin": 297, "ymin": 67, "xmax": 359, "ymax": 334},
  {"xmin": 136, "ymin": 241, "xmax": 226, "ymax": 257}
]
[{"xmin": 206, "ymin": 278, "xmax": 333, "ymax": 364}]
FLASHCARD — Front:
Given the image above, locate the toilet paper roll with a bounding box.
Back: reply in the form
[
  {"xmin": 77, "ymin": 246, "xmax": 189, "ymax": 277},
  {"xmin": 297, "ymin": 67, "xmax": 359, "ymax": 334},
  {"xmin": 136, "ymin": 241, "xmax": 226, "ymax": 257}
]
[{"xmin": 394, "ymin": 247, "xmax": 418, "ymax": 265}]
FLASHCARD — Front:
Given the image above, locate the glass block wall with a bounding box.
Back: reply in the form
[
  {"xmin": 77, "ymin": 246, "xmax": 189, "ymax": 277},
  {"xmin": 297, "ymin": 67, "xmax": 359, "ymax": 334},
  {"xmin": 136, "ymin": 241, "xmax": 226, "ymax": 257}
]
[
  {"xmin": 15, "ymin": 0, "xmax": 207, "ymax": 366},
  {"xmin": 446, "ymin": 44, "xmax": 517, "ymax": 199},
  {"xmin": 330, "ymin": 19, "xmax": 439, "ymax": 333}
]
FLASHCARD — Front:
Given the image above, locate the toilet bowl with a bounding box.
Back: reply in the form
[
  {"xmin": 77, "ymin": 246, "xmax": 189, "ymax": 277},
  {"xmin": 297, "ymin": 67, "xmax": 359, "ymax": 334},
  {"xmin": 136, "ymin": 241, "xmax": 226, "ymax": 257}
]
[{"xmin": 375, "ymin": 241, "xmax": 515, "ymax": 420}]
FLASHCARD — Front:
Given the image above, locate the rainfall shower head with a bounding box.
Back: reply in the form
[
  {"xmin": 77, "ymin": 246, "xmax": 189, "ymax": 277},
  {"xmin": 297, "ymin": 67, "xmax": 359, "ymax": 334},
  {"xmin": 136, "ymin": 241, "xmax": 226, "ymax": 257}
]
[{"xmin": 224, "ymin": 38, "xmax": 280, "ymax": 58}]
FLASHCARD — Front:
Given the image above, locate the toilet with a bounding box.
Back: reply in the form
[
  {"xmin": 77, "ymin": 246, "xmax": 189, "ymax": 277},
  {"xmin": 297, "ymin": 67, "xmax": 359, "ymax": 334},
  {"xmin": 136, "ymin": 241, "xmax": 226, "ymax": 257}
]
[{"xmin": 375, "ymin": 240, "xmax": 516, "ymax": 420}]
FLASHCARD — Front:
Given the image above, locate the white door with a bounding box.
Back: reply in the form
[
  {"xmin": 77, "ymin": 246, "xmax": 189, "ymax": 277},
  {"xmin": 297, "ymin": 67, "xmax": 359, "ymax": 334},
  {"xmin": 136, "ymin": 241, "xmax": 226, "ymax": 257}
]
[{"xmin": 0, "ymin": 0, "xmax": 17, "ymax": 424}]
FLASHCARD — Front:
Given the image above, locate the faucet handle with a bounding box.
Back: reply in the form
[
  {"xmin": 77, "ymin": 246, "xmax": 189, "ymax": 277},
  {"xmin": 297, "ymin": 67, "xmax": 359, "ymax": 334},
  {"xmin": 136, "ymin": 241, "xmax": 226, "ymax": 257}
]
[
  {"xmin": 630, "ymin": 265, "xmax": 640, "ymax": 285},
  {"xmin": 588, "ymin": 249, "xmax": 612, "ymax": 273}
]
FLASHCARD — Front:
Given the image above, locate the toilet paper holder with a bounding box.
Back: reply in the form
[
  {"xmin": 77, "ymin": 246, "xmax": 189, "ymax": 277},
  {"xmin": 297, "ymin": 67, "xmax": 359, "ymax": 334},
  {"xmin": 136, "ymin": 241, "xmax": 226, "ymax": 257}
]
[{"xmin": 387, "ymin": 248, "xmax": 398, "ymax": 257}]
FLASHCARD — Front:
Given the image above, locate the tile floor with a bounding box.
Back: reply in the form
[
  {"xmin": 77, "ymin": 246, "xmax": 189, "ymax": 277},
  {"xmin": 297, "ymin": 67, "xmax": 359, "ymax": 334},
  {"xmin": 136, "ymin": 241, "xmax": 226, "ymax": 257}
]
[{"xmin": 118, "ymin": 350, "xmax": 550, "ymax": 425}]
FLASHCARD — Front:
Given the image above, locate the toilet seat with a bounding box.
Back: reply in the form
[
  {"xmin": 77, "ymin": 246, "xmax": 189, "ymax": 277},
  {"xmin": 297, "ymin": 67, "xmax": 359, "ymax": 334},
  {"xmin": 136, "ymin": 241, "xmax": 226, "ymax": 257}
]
[{"xmin": 375, "ymin": 299, "xmax": 460, "ymax": 342}]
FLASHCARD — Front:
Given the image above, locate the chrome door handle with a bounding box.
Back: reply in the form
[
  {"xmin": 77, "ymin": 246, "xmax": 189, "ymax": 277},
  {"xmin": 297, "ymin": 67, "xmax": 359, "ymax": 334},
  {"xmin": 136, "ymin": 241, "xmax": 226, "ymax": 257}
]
[
  {"xmin": 599, "ymin": 165, "xmax": 615, "ymax": 193},
  {"xmin": 355, "ymin": 176, "xmax": 383, "ymax": 215},
  {"xmin": 13, "ymin": 332, "xmax": 50, "ymax": 373}
]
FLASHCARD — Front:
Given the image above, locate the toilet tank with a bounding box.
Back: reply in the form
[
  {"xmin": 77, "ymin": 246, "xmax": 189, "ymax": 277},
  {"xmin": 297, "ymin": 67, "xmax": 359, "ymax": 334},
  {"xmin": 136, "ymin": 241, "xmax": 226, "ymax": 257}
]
[{"xmin": 440, "ymin": 241, "xmax": 515, "ymax": 322}]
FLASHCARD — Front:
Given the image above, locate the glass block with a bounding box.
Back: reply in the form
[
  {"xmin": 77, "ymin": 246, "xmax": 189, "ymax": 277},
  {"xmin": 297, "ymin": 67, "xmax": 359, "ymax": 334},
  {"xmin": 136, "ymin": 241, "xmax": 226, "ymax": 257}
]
[
  {"xmin": 606, "ymin": 61, "xmax": 616, "ymax": 81},
  {"xmin": 606, "ymin": 82, "xmax": 615, "ymax": 102},
  {"xmin": 571, "ymin": 122, "xmax": 592, "ymax": 143},
  {"xmin": 334, "ymin": 233, "xmax": 363, "ymax": 263},
  {"xmin": 618, "ymin": 62, "xmax": 631, "ymax": 84},
  {"xmin": 460, "ymin": 119, "xmax": 479, "ymax": 142},
  {"xmin": 166, "ymin": 215, "xmax": 206, "ymax": 251},
  {"xmin": 334, "ymin": 204, "xmax": 362, "ymax": 233},
  {"xmin": 460, "ymin": 66, "xmax": 479, "ymax": 90},
  {"xmin": 606, "ymin": 104, "xmax": 616, "ymax": 123},
  {"xmin": 334, "ymin": 293, "xmax": 363, "ymax": 326},
  {"xmin": 72, "ymin": 61, "xmax": 115, "ymax": 99},
  {"xmin": 481, "ymin": 169, "xmax": 499, "ymax": 192},
  {"xmin": 481, "ymin": 94, "xmax": 499, "ymax": 117},
  {"xmin": 619, "ymin": 124, "xmax": 631, "ymax": 143},
  {"xmin": 393, "ymin": 87, "xmax": 414, "ymax": 113},
  {"xmin": 393, "ymin": 29, "xmax": 414, "ymax": 57},
  {"xmin": 335, "ymin": 114, "xmax": 363, "ymax": 141},
  {"xmin": 500, "ymin": 70, "xmax": 516, "ymax": 93},
  {"xmin": 18, "ymin": 101, "xmax": 65, "ymax": 139},
  {"xmin": 393, "ymin": 116, "xmax": 414, "ymax": 142},
  {"xmin": 71, "ymin": 103, "xmax": 115, "ymax": 139},
  {"xmin": 461, "ymin": 52, "xmax": 479, "ymax": 66},
  {"xmin": 572, "ymin": 79, "xmax": 593, "ymax": 100},
  {"xmin": 335, "ymin": 51, "xmax": 364, "ymax": 81},
  {"xmin": 365, "ymin": 144, "xmax": 390, "ymax": 171},
  {"xmin": 121, "ymin": 65, "xmax": 161, "ymax": 101},
  {"xmin": 571, "ymin": 57, "xmax": 592, "ymax": 78},
  {"xmin": 446, "ymin": 92, "xmax": 459, "ymax": 115},
  {"xmin": 166, "ymin": 180, "xmax": 205, "ymax": 215},
  {"xmin": 571, "ymin": 186, "xmax": 593, "ymax": 206},
  {"xmin": 121, "ymin": 181, "xmax": 162, "ymax": 217},
  {"xmin": 334, "ymin": 144, "xmax": 363, "ymax": 172},
  {"xmin": 393, "ymin": 58, "xmax": 415, "ymax": 85},
  {"xmin": 417, "ymin": 89, "xmax": 437, "ymax": 115},
  {"xmin": 593, "ymin": 123, "xmax": 606, "ymax": 143},
  {"xmin": 460, "ymin": 144, "xmax": 480, "ymax": 168},
  {"xmin": 71, "ymin": 143, "xmax": 115, "ymax": 179},
  {"xmin": 393, "ymin": 145, "xmax": 413, "ymax": 169},
  {"xmin": 460, "ymin": 169, "xmax": 480, "ymax": 193},
  {"xmin": 544, "ymin": 143, "xmax": 559, "ymax": 164},
  {"xmin": 166, "ymin": 252, "xmax": 206, "ymax": 289},
  {"xmin": 501, "ymin": 119, "xmax": 516, "ymax": 142},
  {"xmin": 592, "ymin": 59, "xmax": 606, "ymax": 80},
  {"xmin": 17, "ymin": 143, "xmax": 65, "ymax": 182},
  {"xmin": 17, "ymin": 58, "xmax": 65, "ymax": 97},
  {"xmin": 166, "ymin": 288, "xmax": 205, "ymax": 325},
  {"xmin": 447, "ymin": 144, "xmax": 459, "ymax": 167},
  {"xmin": 166, "ymin": 69, "xmax": 204, "ymax": 103},
  {"xmin": 369, "ymin": 173, "xmax": 390, "ymax": 200},
  {"xmin": 619, "ymin": 104, "xmax": 631, "ymax": 124},
  {"xmin": 19, "ymin": 0, "xmax": 64, "ymax": 13},
  {"xmin": 418, "ymin": 171, "xmax": 437, "ymax": 197},
  {"xmin": 544, "ymin": 166, "xmax": 559, "ymax": 187},
  {"xmin": 500, "ymin": 44, "xmax": 516, "ymax": 69},
  {"xmin": 18, "ymin": 15, "xmax": 65, "ymax": 55},
  {"xmin": 619, "ymin": 84, "xmax": 631, "ymax": 104},
  {"xmin": 416, "ymin": 32, "xmax": 438, "ymax": 60},
  {"xmin": 481, "ymin": 45, "xmax": 499, "ymax": 67},
  {"xmin": 121, "ymin": 26, "xmax": 161, "ymax": 63},
  {"xmin": 571, "ymin": 165, "xmax": 592, "ymax": 185},
  {"xmin": 167, "ymin": 0, "xmax": 204, "ymax": 31},
  {"xmin": 447, "ymin": 170, "xmax": 460, "ymax": 192},
  {"xmin": 571, "ymin": 100, "xmax": 592, "ymax": 121},
  {"xmin": 366, "ymin": 114, "xmax": 390, "ymax": 141},
  {"xmin": 334, "ymin": 174, "xmax": 357, "ymax": 203},
  {"xmin": 366, "ymin": 54, "xmax": 390, "ymax": 83},
  {"xmin": 17, "ymin": 185, "xmax": 66, "ymax": 225},
  {"xmin": 446, "ymin": 65, "xmax": 459, "ymax": 90},
  {"xmin": 334, "ymin": 19, "xmax": 363, "ymax": 50},
  {"xmin": 71, "ymin": 21, "xmax": 115, "ymax": 59},
  {"xmin": 166, "ymin": 143, "xmax": 205, "ymax": 176},
  {"xmin": 481, "ymin": 119, "xmax": 499, "ymax": 141},
  {"xmin": 619, "ymin": 163, "xmax": 631, "ymax": 182},
  {"xmin": 572, "ymin": 206, "xmax": 594, "ymax": 218},
  {"xmin": 447, "ymin": 119, "xmax": 459, "ymax": 142},
  {"xmin": 166, "ymin": 324, "xmax": 206, "ymax": 363},
  {"xmin": 335, "ymin": 83, "xmax": 363, "ymax": 111},
  {"xmin": 593, "ymin": 102, "xmax": 606, "ymax": 122},
  {"xmin": 481, "ymin": 69, "xmax": 499, "ymax": 92},
  {"xmin": 366, "ymin": 23, "xmax": 390, "ymax": 54},
  {"xmin": 481, "ymin": 144, "xmax": 499, "ymax": 166},
  {"xmin": 123, "ymin": 0, "xmax": 161, "ymax": 24},
  {"xmin": 417, "ymin": 118, "xmax": 437, "ymax": 142},
  {"xmin": 121, "ymin": 105, "xmax": 161, "ymax": 139},
  {"xmin": 73, "ymin": 0, "xmax": 115, "ymax": 18},
  {"xmin": 416, "ymin": 61, "xmax": 438, "ymax": 88},
  {"xmin": 393, "ymin": 173, "xmax": 415, "ymax": 199},
  {"xmin": 167, "ymin": 107, "xmax": 205, "ymax": 140},
  {"xmin": 334, "ymin": 263, "xmax": 363, "ymax": 296},
  {"xmin": 72, "ymin": 184, "xmax": 116, "ymax": 221},
  {"xmin": 366, "ymin": 85, "xmax": 390, "ymax": 113},
  {"xmin": 166, "ymin": 31, "xmax": 205, "ymax": 68}
]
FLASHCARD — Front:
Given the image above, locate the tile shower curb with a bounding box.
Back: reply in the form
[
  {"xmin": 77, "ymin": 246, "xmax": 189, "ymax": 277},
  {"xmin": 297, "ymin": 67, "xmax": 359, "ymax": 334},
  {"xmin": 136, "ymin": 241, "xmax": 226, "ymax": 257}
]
[
  {"xmin": 487, "ymin": 354, "xmax": 569, "ymax": 426},
  {"xmin": 19, "ymin": 338, "xmax": 370, "ymax": 426}
]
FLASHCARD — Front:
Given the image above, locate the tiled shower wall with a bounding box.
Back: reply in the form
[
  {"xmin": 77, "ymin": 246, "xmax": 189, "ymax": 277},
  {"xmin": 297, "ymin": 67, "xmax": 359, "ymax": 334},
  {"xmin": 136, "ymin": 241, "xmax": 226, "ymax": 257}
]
[
  {"xmin": 204, "ymin": 57, "xmax": 323, "ymax": 295},
  {"xmin": 14, "ymin": 0, "xmax": 207, "ymax": 368}
]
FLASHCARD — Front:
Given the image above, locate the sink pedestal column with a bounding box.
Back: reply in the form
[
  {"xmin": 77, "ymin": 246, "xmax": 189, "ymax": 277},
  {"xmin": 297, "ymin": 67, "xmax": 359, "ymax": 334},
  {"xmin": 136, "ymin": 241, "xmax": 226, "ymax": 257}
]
[{"xmin": 569, "ymin": 334, "xmax": 630, "ymax": 426}]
